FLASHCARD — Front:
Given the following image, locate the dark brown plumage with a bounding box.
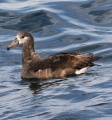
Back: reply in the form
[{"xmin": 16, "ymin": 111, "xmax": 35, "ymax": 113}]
[{"xmin": 7, "ymin": 31, "xmax": 101, "ymax": 79}]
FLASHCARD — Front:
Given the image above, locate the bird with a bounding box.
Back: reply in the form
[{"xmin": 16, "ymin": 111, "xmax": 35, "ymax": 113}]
[{"xmin": 7, "ymin": 31, "xmax": 101, "ymax": 79}]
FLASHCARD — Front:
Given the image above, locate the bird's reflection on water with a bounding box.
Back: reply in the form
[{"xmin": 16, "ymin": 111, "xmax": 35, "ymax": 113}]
[{"xmin": 21, "ymin": 78, "xmax": 67, "ymax": 94}]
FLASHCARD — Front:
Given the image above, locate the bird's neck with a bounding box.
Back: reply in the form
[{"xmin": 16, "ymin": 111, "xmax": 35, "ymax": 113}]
[{"xmin": 22, "ymin": 44, "xmax": 41, "ymax": 64}]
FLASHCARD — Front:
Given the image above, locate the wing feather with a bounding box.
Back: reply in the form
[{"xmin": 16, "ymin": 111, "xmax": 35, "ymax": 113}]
[{"xmin": 29, "ymin": 52, "xmax": 100, "ymax": 72}]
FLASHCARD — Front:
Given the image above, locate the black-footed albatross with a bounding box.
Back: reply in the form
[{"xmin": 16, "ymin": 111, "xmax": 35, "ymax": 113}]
[{"xmin": 7, "ymin": 31, "xmax": 101, "ymax": 79}]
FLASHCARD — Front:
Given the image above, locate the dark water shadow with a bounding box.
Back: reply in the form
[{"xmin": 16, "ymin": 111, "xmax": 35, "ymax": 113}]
[
  {"xmin": 57, "ymin": 0, "xmax": 112, "ymax": 27},
  {"xmin": 0, "ymin": 0, "xmax": 8, "ymax": 3},
  {"xmin": 21, "ymin": 78, "xmax": 68, "ymax": 94},
  {"xmin": 50, "ymin": 112, "xmax": 81, "ymax": 120},
  {"xmin": 1, "ymin": 10, "xmax": 54, "ymax": 32}
]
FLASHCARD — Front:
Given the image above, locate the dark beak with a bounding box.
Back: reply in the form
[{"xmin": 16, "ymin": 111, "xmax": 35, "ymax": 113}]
[{"xmin": 7, "ymin": 38, "xmax": 19, "ymax": 51}]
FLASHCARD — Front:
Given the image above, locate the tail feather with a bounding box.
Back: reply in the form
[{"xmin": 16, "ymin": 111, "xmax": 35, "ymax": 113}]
[
  {"xmin": 93, "ymin": 56, "xmax": 102, "ymax": 61},
  {"xmin": 88, "ymin": 53, "xmax": 102, "ymax": 61}
]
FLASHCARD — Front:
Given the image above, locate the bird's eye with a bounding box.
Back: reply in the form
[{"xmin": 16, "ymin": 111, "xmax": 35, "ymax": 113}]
[{"xmin": 21, "ymin": 36, "xmax": 25, "ymax": 38}]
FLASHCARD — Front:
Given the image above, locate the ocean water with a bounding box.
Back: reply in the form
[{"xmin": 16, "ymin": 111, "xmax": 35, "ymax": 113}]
[{"xmin": 0, "ymin": 0, "xmax": 112, "ymax": 120}]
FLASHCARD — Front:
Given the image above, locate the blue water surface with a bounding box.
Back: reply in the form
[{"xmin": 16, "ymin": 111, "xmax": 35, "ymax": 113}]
[{"xmin": 0, "ymin": 0, "xmax": 112, "ymax": 120}]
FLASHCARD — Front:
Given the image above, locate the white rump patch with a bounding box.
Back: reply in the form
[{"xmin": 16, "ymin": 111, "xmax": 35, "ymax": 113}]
[{"xmin": 75, "ymin": 67, "xmax": 88, "ymax": 75}]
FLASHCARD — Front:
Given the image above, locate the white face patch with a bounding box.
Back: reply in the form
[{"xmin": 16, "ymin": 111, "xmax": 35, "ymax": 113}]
[{"xmin": 16, "ymin": 35, "xmax": 29, "ymax": 45}]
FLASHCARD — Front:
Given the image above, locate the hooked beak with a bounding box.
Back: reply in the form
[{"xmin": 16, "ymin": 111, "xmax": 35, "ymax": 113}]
[{"xmin": 7, "ymin": 38, "xmax": 19, "ymax": 51}]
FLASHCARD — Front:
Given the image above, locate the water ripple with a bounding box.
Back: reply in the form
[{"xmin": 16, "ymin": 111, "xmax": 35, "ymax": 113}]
[{"xmin": 0, "ymin": 0, "xmax": 112, "ymax": 120}]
